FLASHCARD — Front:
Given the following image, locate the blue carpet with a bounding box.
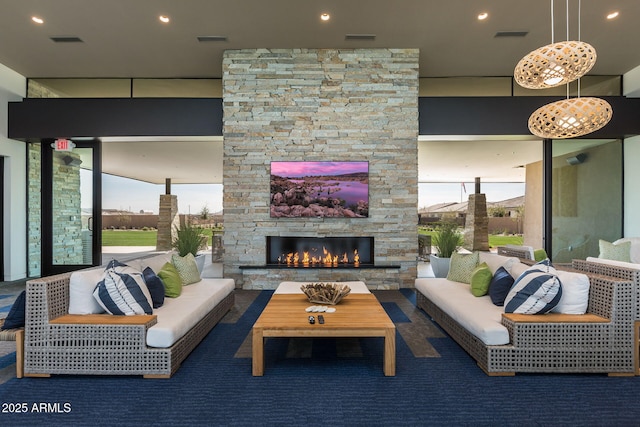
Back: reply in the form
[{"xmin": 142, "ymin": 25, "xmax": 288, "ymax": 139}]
[
  {"xmin": 380, "ymin": 302, "xmax": 411, "ymax": 323},
  {"xmin": 0, "ymin": 352, "xmax": 16, "ymax": 370},
  {"xmin": 1, "ymin": 290, "xmax": 639, "ymax": 426}
]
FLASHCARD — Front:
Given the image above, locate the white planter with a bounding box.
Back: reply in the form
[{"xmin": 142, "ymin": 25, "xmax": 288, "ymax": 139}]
[
  {"xmin": 195, "ymin": 253, "xmax": 206, "ymax": 274},
  {"xmin": 429, "ymin": 254, "xmax": 451, "ymax": 278}
]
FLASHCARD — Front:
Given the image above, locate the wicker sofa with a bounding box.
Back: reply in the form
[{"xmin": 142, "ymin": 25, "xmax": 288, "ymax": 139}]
[
  {"xmin": 416, "ymin": 253, "xmax": 636, "ymax": 376},
  {"xmin": 23, "ymin": 255, "xmax": 235, "ymax": 378}
]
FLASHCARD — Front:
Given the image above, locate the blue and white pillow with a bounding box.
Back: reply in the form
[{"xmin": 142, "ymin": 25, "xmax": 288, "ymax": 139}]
[
  {"xmin": 504, "ymin": 259, "xmax": 562, "ymax": 314},
  {"xmin": 93, "ymin": 260, "xmax": 153, "ymax": 315}
]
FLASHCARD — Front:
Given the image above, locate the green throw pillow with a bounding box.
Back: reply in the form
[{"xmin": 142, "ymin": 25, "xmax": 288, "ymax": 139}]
[
  {"xmin": 533, "ymin": 248, "xmax": 548, "ymax": 262},
  {"xmin": 446, "ymin": 251, "xmax": 479, "ymax": 284},
  {"xmin": 599, "ymin": 239, "xmax": 631, "ymax": 262},
  {"xmin": 158, "ymin": 262, "xmax": 182, "ymax": 298},
  {"xmin": 172, "ymin": 253, "xmax": 201, "ymax": 285},
  {"xmin": 470, "ymin": 262, "xmax": 492, "ymax": 297}
]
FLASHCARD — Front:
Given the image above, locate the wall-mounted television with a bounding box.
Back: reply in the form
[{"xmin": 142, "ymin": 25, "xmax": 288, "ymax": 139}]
[{"xmin": 270, "ymin": 161, "xmax": 369, "ymax": 218}]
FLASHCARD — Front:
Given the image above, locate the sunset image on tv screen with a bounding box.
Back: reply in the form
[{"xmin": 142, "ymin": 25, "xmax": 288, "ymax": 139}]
[{"xmin": 270, "ymin": 161, "xmax": 369, "ymax": 218}]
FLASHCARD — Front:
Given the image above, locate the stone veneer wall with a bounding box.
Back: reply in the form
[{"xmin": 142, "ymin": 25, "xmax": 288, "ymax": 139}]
[
  {"xmin": 28, "ymin": 143, "xmax": 42, "ymax": 277},
  {"xmin": 222, "ymin": 48, "xmax": 419, "ymax": 289},
  {"xmin": 52, "ymin": 152, "xmax": 83, "ymax": 264},
  {"xmin": 156, "ymin": 194, "xmax": 179, "ymax": 251}
]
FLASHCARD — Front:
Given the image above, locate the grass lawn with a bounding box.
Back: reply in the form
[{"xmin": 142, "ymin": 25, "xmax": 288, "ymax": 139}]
[
  {"xmin": 418, "ymin": 227, "xmax": 523, "ymax": 248},
  {"xmin": 104, "ymin": 228, "xmax": 521, "ymax": 249},
  {"xmin": 102, "ymin": 229, "xmax": 215, "ymax": 246}
]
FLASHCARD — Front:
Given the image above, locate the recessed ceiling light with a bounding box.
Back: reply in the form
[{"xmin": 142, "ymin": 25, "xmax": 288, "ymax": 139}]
[
  {"xmin": 159, "ymin": 15, "xmax": 170, "ymax": 23},
  {"xmin": 31, "ymin": 16, "xmax": 44, "ymax": 24},
  {"xmin": 320, "ymin": 13, "xmax": 330, "ymax": 21},
  {"xmin": 478, "ymin": 12, "xmax": 488, "ymax": 20},
  {"xmin": 607, "ymin": 11, "xmax": 619, "ymax": 20}
]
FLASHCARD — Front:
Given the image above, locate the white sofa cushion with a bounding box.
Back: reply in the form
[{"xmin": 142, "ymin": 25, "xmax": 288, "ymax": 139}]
[
  {"xmin": 130, "ymin": 252, "xmax": 174, "ymax": 274},
  {"xmin": 275, "ymin": 281, "xmax": 370, "ymax": 294},
  {"xmin": 146, "ymin": 278, "xmax": 235, "ymax": 348},
  {"xmin": 478, "ymin": 252, "xmax": 519, "ymax": 275},
  {"xmin": 509, "ymin": 261, "xmax": 530, "ymax": 279},
  {"xmin": 551, "ymin": 270, "xmax": 590, "ymax": 314},
  {"xmin": 586, "ymin": 256, "xmax": 640, "ymax": 270},
  {"xmin": 69, "ymin": 267, "xmax": 106, "ymax": 314},
  {"xmin": 415, "ymin": 278, "xmax": 510, "ymax": 345}
]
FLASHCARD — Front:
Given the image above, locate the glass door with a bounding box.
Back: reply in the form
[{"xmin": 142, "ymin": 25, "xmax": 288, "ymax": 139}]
[
  {"xmin": 550, "ymin": 139, "xmax": 622, "ymax": 263},
  {"xmin": 41, "ymin": 140, "xmax": 101, "ymax": 276}
]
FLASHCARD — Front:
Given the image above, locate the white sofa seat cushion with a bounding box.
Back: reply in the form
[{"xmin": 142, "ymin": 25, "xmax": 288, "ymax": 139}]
[
  {"xmin": 146, "ymin": 278, "xmax": 234, "ymax": 348},
  {"xmin": 586, "ymin": 256, "xmax": 640, "ymax": 270},
  {"xmin": 275, "ymin": 281, "xmax": 370, "ymax": 294},
  {"xmin": 415, "ymin": 278, "xmax": 510, "ymax": 345}
]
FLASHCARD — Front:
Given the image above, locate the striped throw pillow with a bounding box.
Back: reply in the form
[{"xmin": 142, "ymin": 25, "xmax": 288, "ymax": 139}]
[
  {"xmin": 93, "ymin": 260, "xmax": 153, "ymax": 315},
  {"xmin": 504, "ymin": 260, "xmax": 562, "ymax": 314}
]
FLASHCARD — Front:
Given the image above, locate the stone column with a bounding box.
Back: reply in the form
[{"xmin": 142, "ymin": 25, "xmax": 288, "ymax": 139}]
[
  {"xmin": 464, "ymin": 193, "xmax": 489, "ymax": 251},
  {"xmin": 156, "ymin": 194, "xmax": 179, "ymax": 251}
]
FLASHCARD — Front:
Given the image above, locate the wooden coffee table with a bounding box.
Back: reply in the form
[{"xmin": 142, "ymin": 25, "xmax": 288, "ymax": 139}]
[{"xmin": 252, "ymin": 293, "xmax": 395, "ymax": 376}]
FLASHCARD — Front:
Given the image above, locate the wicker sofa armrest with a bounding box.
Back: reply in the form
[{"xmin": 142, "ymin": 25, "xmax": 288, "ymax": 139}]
[
  {"xmin": 572, "ymin": 259, "xmax": 640, "ymax": 320},
  {"xmin": 497, "ymin": 246, "xmax": 533, "ymax": 260}
]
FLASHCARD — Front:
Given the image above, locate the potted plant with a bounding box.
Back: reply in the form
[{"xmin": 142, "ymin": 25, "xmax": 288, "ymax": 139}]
[
  {"xmin": 429, "ymin": 222, "xmax": 463, "ymax": 278},
  {"xmin": 172, "ymin": 221, "xmax": 208, "ymax": 272}
]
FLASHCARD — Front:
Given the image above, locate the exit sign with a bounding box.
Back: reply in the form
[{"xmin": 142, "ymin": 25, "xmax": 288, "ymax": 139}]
[{"xmin": 53, "ymin": 139, "xmax": 76, "ymax": 151}]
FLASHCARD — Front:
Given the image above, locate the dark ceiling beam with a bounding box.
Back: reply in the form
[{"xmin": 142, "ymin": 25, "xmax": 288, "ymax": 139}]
[
  {"xmin": 419, "ymin": 96, "xmax": 640, "ymax": 138},
  {"xmin": 7, "ymin": 96, "xmax": 639, "ymax": 140},
  {"xmin": 8, "ymin": 98, "xmax": 223, "ymax": 139}
]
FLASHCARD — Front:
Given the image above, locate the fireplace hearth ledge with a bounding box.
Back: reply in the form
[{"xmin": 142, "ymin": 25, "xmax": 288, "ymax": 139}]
[{"xmin": 239, "ymin": 264, "xmax": 401, "ymax": 270}]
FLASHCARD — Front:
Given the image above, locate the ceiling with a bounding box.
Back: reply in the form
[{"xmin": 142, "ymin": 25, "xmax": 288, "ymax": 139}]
[
  {"xmin": 100, "ymin": 137, "xmax": 223, "ymax": 184},
  {"xmin": 1, "ymin": 1, "xmax": 636, "ymax": 185},
  {"xmin": 1, "ymin": 0, "xmax": 638, "ymax": 79}
]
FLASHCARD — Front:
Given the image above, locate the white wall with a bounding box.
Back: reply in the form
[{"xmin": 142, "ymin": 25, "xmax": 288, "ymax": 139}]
[
  {"xmin": 0, "ymin": 63, "xmax": 27, "ymax": 280},
  {"xmin": 624, "ymin": 65, "xmax": 640, "ymax": 97}
]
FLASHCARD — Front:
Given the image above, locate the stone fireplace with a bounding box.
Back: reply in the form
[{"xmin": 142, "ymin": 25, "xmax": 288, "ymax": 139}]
[
  {"xmin": 222, "ymin": 48, "xmax": 419, "ymax": 290},
  {"xmin": 266, "ymin": 236, "xmax": 374, "ymax": 267}
]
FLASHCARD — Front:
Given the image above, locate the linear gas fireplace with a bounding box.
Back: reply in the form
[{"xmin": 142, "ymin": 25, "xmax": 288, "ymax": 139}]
[{"xmin": 267, "ymin": 236, "xmax": 374, "ymax": 268}]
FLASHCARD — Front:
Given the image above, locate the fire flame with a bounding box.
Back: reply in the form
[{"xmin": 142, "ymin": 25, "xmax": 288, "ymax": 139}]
[{"xmin": 280, "ymin": 246, "xmax": 361, "ymax": 266}]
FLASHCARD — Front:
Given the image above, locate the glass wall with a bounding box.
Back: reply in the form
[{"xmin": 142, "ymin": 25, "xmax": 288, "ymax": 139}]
[
  {"xmin": 28, "ymin": 76, "xmax": 620, "ymax": 99},
  {"xmin": 418, "ymin": 138, "xmax": 543, "ymax": 251},
  {"xmin": 551, "ymin": 139, "xmax": 622, "ymax": 263}
]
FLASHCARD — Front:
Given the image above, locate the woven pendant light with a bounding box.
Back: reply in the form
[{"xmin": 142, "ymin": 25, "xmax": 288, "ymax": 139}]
[
  {"xmin": 514, "ymin": 0, "xmax": 596, "ymax": 89},
  {"xmin": 518, "ymin": 0, "xmax": 612, "ymax": 138},
  {"xmin": 514, "ymin": 40, "xmax": 596, "ymax": 89},
  {"xmin": 528, "ymin": 97, "xmax": 613, "ymax": 139}
]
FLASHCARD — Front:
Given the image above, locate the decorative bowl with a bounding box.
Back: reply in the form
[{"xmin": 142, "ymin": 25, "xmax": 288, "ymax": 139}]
[{"xmin": 300, "ymin": 282, "xmax": 351, "ymax": 305}]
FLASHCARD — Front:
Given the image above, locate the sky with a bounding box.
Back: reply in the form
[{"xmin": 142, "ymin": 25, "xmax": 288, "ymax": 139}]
[
  {"xmin": 92, "ymin": 173, "xmax": 523, "ymax": 214},
  {"xmin": 99, "ymin": 174, "xmax": 223, "ymax": 214},
  {"xmin": 418, "ymin": 182, "xmax": 525, "ymax": 209},
  {"xmin": 271, "ymin": 161, "xmax": 368, "ymax": 177}
]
